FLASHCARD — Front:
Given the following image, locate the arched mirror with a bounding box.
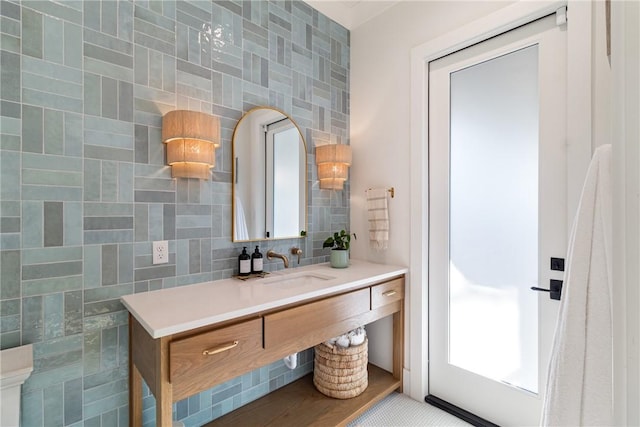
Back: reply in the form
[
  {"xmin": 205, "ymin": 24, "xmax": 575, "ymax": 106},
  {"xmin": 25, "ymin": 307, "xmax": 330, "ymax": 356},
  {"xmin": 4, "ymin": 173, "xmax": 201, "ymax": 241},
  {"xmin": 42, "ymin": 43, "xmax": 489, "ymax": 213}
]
[{"xmin": 232, "ymin": 107, "xmax": 307, "ymax": 242}]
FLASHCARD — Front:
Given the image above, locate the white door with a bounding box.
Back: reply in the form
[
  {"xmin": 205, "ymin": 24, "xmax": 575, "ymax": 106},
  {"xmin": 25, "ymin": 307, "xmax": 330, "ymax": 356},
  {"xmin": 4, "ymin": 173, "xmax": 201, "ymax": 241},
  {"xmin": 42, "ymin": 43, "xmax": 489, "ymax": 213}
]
[{"xmin": 428, "ymin": 13, "xmax": 568, "ymax": 426}]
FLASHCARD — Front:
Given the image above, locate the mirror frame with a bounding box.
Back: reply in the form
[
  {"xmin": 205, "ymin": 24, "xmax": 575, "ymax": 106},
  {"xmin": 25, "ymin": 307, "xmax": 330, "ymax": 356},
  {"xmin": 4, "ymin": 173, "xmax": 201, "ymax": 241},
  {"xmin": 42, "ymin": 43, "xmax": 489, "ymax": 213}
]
[{"xmin": 231, "ymin": 106, "xmax": 308, "ymax": 242}]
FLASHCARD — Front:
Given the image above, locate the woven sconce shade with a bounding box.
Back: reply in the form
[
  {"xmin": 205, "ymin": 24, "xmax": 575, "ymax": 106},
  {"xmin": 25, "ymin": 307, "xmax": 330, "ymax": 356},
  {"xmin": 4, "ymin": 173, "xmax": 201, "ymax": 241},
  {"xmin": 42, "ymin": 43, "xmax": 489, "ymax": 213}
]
[
  {"xmin": 162, "ymin": 110, "xmax": 220, "ymax": 179},
  {"xmin": 315, "ymin": 144, "xmax": 352, "ymax": 190}
]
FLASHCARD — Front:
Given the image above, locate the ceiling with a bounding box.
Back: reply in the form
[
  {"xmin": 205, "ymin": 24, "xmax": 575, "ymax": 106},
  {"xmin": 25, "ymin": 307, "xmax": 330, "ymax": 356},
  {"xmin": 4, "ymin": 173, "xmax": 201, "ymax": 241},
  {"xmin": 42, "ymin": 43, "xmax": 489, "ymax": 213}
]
[{"xmin": 303, "ymin": 1, "xmax": 400, "ymax": 30}]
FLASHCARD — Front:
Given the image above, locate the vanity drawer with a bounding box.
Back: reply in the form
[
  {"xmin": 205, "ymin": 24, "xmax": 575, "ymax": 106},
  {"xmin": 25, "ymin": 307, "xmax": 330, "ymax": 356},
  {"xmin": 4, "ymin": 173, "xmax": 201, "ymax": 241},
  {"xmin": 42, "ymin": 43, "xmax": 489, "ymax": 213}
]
[
  {"xmin": 371, "ymin": 277, "xmax": 404, "ymax": 310},
  {"xmin": 169, "ymin": 318, "xmax": 263, "ymax": 401},
  {"xmin": 263, "ymin": 288, "xmax": 370, "ymax": 352}
]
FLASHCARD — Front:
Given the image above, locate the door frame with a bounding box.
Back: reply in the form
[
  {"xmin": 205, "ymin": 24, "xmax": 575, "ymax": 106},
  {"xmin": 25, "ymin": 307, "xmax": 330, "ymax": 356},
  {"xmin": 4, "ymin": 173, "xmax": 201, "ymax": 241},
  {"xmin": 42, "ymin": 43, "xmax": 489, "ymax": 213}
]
[
  {"xmin": 611, "ymin": 1, "xmax": 640, "ymax": 425},
  {"xmin": 407, "ymin": 0, "xmax": 593, "ymax": 403}
]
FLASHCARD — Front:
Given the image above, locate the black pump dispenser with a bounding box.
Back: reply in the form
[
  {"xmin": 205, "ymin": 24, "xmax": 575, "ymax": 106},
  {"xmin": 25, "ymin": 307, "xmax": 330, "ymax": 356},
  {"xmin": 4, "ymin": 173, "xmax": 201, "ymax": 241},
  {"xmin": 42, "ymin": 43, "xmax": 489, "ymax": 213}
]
[
  {"xmin": 251, "ymin": 246, "xmax": 263, "ymax": 273},
  {"xmin": 238, "ymin": 247, "xmax": 251, "ymax": 276}
]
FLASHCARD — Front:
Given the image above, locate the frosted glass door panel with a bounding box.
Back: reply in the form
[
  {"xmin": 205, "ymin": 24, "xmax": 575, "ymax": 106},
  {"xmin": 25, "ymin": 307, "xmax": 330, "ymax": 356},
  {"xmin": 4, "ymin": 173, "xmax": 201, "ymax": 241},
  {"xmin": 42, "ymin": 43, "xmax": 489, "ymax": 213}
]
[{"xmin": 449, "ymin": 45, "xmax": 539, "ymax": 393}]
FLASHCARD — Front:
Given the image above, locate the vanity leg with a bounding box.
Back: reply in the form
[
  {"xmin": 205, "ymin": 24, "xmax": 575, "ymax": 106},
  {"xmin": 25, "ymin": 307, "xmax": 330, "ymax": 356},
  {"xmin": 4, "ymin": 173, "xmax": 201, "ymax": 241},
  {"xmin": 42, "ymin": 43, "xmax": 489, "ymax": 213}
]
[
  {"xmin": 156, "ymin": 401, "xmax": 173, "ymax": 427},
  {"xmin": 392, "ymin": 305, "xmax": 404, "ymax": 393},
  {"xmin": 156, "ymin": 337, "xmax": 174, "ymax": 427},
  {"xmin": 130, "ymin": 364, "xmax": 143, "ymax": 427},
  {"xmin": 156, "ymin": 394, "xmax": 173, "ymax": 427},
  {"xmin": 129, "ymin": 315, "xmax": 143, "ymax": 427}
]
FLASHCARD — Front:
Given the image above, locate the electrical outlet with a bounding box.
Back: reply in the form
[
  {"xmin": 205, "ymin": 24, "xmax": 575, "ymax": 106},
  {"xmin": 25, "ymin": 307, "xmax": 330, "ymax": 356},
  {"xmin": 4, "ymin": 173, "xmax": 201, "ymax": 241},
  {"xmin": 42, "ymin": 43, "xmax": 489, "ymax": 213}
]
[{"xmin": 153, "ymin": 241, "xmax": 169, "ymax": 265}]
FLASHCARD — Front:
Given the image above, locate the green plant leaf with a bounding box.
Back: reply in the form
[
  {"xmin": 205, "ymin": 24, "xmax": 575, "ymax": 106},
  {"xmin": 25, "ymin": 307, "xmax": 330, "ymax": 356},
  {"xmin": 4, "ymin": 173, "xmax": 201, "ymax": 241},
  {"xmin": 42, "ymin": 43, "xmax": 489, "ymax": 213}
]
[
  {"xmin": 324, "ymin": 229, "xmax": 356, "ymax": 251},
  {"xmin": 323, "ymin": 237, "xmax": 335, "ymax": 248}
]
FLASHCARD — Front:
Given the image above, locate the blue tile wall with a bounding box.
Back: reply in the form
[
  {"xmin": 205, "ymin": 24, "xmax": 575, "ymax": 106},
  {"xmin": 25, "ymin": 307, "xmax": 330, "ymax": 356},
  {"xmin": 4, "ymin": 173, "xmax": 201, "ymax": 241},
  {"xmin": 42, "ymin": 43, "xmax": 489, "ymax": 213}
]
[{"xmin": 0, "ymin": 1, "xmax": 349, "ymax": 425}]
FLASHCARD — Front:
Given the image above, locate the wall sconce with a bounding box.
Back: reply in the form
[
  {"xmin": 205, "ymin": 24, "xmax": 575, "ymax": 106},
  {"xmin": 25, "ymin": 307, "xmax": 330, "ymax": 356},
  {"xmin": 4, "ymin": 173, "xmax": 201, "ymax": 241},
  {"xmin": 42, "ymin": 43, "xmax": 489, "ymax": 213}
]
[
  {"xmin": 315, "ymin": 144, "xmax": 352, "ymax": 190},
  {"xmin": 162, "ymin": 110, "xmax": 220, "ymax": 179}
]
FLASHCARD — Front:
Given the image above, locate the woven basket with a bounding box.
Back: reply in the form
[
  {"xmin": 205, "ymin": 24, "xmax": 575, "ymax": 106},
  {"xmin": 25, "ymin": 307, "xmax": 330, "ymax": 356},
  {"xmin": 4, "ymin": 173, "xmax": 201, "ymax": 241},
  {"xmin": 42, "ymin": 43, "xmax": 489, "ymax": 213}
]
[{"xmin": 313, "ymin": 338, "xmax": 368, "ymax": 399}]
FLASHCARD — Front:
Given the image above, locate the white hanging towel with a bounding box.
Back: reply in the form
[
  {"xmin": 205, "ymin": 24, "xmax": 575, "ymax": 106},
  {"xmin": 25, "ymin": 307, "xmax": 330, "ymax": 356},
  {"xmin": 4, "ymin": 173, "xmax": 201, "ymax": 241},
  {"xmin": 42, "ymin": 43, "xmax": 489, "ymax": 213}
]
[
  {"xmin": 541, "ymin": 144, "xmax": 612, "ymax": 426},
  {"xmin": 366, "ymin": 188, "xmax": 389, "ymax": 250},
  {"xmin": 234, "ymin": 196, "xmax": 249, "ymax": 241}
]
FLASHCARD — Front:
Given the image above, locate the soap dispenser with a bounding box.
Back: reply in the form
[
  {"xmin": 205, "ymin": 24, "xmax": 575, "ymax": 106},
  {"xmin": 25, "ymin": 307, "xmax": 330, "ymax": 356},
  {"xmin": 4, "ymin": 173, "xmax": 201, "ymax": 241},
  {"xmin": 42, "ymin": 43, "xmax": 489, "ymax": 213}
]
[
  {"xmin": 251, "ymin": 246, "xmax": 263, "ymax": 274},
  {"xmin": 238, "ymin": 247, "xmax": 251, "ymax": 276}
]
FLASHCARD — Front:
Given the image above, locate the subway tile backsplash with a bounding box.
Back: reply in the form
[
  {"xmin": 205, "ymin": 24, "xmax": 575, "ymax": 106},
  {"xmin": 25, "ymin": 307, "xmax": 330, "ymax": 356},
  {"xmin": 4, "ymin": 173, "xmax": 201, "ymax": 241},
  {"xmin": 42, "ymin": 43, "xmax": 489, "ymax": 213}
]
[{"xmin": 0, "ymin": 1, "xmax": 349, "ymax": 425}]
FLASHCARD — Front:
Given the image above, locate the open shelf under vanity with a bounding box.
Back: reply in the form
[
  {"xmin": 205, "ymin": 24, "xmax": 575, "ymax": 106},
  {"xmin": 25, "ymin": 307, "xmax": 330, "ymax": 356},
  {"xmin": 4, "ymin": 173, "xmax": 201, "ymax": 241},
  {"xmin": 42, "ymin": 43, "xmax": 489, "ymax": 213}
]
[{"xmin": 206, "ymin": 364, "xmax": 400, "ymax": 426}]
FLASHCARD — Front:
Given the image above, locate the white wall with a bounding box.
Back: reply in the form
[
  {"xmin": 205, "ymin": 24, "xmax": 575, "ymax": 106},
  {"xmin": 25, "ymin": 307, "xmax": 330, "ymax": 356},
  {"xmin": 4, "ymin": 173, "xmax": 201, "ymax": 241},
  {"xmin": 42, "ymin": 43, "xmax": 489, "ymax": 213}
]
[
  {"xmin": 350, "ymin": 1, "xmax": 514, "ymax": 266},
  {"xmin": 592, "ymin": 0, "xmax": 612, "ymax": 151},
  {"xmin": 350, "ymin": 0, "xmax": 616, "ymax": 403},
  {"xmin": 349, "ymin": 0, "xmax": 513, "ymax": 384}
]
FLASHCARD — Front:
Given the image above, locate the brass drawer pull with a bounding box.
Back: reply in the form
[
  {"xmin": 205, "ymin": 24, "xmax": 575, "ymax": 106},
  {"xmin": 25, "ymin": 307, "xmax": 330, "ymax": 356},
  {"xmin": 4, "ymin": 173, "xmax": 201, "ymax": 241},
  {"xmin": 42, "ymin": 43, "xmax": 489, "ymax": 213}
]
[
  {"xmin": 202, "ymin": 340, "xmax": 239, "ymax": 356},
  {"xmin": 383, "ymin": 290, "xmax": 397, "ymax": 297}
]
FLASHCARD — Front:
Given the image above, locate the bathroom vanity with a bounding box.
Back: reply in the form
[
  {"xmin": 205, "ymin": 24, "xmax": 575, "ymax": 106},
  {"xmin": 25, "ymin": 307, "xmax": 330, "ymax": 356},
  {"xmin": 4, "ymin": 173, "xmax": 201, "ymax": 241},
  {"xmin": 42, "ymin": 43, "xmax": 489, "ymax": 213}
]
[{"xmin": 122, "ymin": 260, "xmax": 407, "ymax": 426}]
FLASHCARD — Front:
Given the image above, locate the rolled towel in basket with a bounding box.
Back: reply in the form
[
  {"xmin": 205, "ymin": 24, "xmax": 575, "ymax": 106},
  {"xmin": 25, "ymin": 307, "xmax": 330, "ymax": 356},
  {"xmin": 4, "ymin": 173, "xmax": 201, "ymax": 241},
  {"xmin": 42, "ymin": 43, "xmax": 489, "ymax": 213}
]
[
  {"xmin": 349, "ymin": 327, "xmax": 366, "ymax": 346},
  {"xmin": 336, "ymin": 334, "xmax": 350, "ymax": 348},
  {"xmin": 325, "ymin": 326, "xmax": 366, "ymax": 348}
]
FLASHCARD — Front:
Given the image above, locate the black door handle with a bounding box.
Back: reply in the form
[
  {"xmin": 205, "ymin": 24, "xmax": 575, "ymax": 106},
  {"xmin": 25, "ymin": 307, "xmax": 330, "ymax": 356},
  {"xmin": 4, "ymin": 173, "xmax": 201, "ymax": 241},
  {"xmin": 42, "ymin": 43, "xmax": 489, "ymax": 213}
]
[{"xmin": 531, "ymin": 279, "xmax": 563, "ymax": 300}]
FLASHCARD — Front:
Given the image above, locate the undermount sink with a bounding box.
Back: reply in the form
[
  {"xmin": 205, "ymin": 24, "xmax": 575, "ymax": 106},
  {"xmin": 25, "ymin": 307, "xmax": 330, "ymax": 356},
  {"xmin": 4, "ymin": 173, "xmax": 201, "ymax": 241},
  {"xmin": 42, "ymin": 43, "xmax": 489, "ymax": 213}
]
[{"xmin": 262, "ymin": 271, "xmax": 336, "ymax": 285}]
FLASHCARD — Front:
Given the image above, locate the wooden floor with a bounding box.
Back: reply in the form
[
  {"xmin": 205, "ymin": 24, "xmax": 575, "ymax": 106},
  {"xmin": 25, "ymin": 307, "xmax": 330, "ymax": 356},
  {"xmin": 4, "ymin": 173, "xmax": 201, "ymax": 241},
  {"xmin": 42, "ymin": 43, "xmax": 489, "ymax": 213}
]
[{"xmin": 205, "ymin": 364, "xmax": 400, "ymax": 427}]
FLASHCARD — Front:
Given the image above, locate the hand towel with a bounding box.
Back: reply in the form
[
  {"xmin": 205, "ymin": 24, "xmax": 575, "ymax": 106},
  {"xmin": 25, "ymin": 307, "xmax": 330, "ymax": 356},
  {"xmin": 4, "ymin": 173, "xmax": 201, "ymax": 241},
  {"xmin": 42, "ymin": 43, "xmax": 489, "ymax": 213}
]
[
  {"xmin": 541, "ymin": 144, "xmax": 612, "ymax": 426},
  {"xmin": 367, "ymin": 188, "xmax": 389, "ymax": 250}
]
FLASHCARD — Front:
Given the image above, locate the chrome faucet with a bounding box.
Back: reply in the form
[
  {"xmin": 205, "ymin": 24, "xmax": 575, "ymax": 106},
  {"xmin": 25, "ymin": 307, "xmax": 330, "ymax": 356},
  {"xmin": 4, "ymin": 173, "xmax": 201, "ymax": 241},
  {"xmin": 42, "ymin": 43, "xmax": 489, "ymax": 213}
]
[
  {"xmin": 267, "ymin": 250, "xmax": 289, "ymax": 268},
  {"xmin": 291, "ymin": 247, "xmax": 303, "ymax": 264}
]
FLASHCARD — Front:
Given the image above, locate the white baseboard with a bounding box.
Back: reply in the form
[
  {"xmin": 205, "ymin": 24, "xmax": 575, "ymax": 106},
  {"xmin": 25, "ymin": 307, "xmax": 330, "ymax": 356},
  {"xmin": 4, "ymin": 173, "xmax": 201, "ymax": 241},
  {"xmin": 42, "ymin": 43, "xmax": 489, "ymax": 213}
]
[{"xmin": 403, "ymin": 368, "xmax": 411, "ymax": 395}]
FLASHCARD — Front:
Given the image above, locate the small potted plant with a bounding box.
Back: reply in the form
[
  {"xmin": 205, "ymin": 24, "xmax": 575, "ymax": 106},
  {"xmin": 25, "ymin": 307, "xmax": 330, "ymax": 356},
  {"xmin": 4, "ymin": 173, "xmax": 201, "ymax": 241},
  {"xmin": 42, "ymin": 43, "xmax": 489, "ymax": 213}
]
[{"xmin": 323, "ymin": 230, "xmax": 356, "ymax": 268}]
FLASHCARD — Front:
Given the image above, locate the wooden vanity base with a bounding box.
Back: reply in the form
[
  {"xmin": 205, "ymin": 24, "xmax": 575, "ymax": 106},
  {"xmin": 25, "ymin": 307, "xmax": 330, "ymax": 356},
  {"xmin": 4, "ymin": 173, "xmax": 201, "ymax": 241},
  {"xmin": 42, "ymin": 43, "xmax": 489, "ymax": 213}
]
[
  {"xmin": 127, "ymin": 273, "xmax": 405, "ymax": 426},
  {"xmin": 205, "ymin": 364, "xmax": 400, "ymax": 427}
]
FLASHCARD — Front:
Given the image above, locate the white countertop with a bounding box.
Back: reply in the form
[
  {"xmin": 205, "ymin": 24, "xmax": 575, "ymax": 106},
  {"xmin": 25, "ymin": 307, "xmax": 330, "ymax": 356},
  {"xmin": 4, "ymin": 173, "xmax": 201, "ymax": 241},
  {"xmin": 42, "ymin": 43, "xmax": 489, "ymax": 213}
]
[{"xmin": 121, "ymin": 259, "xmax": 408, "ymax": 338}]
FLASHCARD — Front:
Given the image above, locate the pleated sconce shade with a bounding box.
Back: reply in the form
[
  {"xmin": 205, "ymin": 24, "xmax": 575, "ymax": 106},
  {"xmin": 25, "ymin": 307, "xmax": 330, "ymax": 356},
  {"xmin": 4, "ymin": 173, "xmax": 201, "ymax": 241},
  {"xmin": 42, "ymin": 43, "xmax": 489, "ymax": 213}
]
[
  {"xmin": 162, "ymin": 110, "xmax": 220, "ymax": 179},
  {"xmin": 315, "ymin": 144, "xmax": 352, "ymax": 190}
]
